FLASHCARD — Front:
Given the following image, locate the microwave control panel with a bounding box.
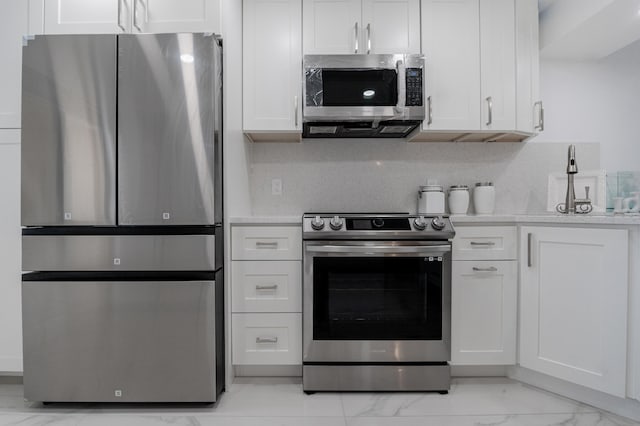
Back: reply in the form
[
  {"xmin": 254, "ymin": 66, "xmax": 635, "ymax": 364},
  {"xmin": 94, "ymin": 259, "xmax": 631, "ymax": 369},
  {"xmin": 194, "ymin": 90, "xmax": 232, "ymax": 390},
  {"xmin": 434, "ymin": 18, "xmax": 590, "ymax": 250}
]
[{"xmin": 406, "ymin": 68, "xmax": 423, "ymax": 107}]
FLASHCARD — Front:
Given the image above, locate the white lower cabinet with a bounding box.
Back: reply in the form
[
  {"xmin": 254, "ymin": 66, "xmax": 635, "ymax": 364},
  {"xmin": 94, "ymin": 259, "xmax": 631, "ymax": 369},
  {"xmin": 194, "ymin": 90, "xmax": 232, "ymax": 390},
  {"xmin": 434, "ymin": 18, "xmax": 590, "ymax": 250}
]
[
  {"xmin": 0, "ymin": 135, "xmax": 22, "ymax": 373},
  {"xmin": 451, "ymin": 225, "xmax": 517, "ymax": 366},
  {"xmin": 519, "ymin": 226, "xmax": 629, "ymax": 397},
  {"xmin": 451, "ymin": 260, "xmax": 517, "ymax": 365},
  {"xmin": 232, "ymin": 313, "xmax": 302, "ymax": 365},
  {"xmin": 231, "ymin": 224, "xmax": 302, "ymax": 368}
]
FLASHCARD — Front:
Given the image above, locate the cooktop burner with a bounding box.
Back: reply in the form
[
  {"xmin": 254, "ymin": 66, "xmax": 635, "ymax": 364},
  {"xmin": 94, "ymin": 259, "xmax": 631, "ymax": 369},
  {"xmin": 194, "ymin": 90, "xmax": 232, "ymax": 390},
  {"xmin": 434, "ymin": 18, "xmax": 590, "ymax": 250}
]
[{"xmin": 302, "ymin": 213, "xmax": 455, "ymax": 240}]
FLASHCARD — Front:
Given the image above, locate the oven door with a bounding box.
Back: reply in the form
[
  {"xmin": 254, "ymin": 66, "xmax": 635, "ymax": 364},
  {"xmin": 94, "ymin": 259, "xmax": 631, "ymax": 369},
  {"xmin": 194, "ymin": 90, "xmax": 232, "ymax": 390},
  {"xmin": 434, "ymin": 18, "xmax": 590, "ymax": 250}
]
[{"xmin": 303, "ymin": 240, "xmax": 451, "ymax": 363}]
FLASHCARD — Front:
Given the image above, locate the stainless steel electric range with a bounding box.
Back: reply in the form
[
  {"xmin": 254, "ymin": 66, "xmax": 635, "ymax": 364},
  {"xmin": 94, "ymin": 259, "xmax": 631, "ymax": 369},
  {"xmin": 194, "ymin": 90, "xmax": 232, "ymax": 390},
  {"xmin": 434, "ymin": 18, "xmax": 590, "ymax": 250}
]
[{"xmin": 302, "ymin": 213, "xmax": 455, "ymax": 393}]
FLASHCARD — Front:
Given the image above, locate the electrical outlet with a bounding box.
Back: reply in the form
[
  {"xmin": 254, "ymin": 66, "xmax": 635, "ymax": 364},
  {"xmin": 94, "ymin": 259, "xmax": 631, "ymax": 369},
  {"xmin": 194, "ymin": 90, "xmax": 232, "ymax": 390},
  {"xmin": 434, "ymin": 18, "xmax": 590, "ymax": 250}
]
[{"xmin": 271, "ymin": 179, "xmax": 282, "ymax": 195}]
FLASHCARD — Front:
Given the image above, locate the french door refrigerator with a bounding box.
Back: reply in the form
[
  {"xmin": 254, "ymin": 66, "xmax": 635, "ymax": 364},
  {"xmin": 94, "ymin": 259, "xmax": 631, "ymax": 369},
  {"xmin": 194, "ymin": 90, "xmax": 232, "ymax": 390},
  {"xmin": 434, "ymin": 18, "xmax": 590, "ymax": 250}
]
[{"xmin": 20, "ymin": 33, "xmax": 224, "ymax": 403}]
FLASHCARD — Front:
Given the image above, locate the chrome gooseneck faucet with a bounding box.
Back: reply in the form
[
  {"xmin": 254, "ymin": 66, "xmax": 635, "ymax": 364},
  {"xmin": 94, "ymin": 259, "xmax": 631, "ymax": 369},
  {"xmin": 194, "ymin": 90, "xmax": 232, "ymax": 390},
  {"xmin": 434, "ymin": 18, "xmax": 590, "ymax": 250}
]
[{"xmin": 556, "ymin": 145, "xmax": 593, "ymax": 214}]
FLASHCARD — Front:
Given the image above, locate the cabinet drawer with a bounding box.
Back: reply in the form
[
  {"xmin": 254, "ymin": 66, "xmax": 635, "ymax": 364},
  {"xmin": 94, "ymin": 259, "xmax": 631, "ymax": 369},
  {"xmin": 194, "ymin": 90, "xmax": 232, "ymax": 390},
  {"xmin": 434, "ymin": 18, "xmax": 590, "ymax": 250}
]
[
  {"xmin": 231, "ymin": 226, "xmax": 301, "ymax": 260},
  {"xmin": 232, "ymin": 261, "xmax": 301, "ymax": 313},
  {"xmin": 452, "ymin": 226, "xmax": 516, "ymax": 260},
  {"xmin": 232, "ymin": 313, "xmax": 302, "ymax": 365}
]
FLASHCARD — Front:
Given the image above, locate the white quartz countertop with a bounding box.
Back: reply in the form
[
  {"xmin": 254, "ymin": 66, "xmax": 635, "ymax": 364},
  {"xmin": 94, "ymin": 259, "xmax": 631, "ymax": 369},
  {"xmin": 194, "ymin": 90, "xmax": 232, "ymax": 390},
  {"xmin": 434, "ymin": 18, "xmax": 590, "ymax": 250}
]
[{"xmin": 230, "ymin": 214, "xmax": 640, "ymax": 226}]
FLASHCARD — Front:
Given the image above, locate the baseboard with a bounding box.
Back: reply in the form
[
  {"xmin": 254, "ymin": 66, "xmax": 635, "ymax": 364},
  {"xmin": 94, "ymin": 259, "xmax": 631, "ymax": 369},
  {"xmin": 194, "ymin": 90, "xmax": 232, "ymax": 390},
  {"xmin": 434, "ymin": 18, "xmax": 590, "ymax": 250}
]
[
  {"xmin": 0, "ymin": 375, "xmax": 23, "ymax": 384},
  {"xmin": 451, "ymin": 365, "xmax": 508, "ymax": 377},
  {"xmin": 508, "ymin": 366, "xmax": 640, "ymax": 422},
  {"xmin": 234, "ymin": 365, "xmax": 302, "ymax": 377}
]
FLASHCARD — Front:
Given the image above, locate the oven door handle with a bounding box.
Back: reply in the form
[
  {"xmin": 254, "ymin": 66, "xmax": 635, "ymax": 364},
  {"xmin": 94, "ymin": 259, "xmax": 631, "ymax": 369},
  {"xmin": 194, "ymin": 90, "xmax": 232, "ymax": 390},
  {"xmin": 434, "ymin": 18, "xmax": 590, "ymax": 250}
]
[{"xmin": 305, "ymin": 245, "xmax": 451, "ymax": 255}]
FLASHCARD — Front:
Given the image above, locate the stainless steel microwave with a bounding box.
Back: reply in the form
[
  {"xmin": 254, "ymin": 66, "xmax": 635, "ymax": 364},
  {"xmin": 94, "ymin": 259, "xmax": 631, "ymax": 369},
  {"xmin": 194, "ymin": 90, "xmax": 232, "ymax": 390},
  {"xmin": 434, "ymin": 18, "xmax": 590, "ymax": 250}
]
[{"xmin": 302, "ymin": 54, "xmax": 425, "ymax": 138}]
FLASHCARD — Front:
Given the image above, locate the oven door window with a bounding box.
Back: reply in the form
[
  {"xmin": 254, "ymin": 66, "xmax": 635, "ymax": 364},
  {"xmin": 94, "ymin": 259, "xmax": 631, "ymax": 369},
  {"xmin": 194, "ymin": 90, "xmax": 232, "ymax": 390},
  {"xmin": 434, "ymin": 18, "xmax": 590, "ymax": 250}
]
[
  {"xmin": 313, "ymin": 256, "xmax": 442, "ymax": 340},
  {"xmin": 321, "ymin": 69, "xmax": 398, "ymax": 106}
]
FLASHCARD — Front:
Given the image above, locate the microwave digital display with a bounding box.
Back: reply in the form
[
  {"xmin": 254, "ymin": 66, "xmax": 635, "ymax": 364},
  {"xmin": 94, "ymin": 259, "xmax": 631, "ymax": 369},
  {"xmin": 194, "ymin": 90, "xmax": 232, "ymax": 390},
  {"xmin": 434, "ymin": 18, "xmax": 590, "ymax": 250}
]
[{"xmin": 321, "ymin": 69, "xmax": 398, "ymax": 107}]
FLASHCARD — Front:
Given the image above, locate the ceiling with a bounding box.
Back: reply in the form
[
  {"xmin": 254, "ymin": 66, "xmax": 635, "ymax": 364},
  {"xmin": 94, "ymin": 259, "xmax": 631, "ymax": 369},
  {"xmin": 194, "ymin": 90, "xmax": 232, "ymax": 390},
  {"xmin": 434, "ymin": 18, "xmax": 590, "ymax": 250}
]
[{"xmin": 538, "ymin": 0, "xmax": 640, "ymax": 60}]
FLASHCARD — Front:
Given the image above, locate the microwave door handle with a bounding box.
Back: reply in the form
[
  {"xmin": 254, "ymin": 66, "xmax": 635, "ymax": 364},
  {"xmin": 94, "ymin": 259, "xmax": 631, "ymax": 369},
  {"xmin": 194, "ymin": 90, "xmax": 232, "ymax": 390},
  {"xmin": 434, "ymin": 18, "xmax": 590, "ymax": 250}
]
[{"xmin": 395, "ymin": 60, "xmax": 406, "ymax": 114}]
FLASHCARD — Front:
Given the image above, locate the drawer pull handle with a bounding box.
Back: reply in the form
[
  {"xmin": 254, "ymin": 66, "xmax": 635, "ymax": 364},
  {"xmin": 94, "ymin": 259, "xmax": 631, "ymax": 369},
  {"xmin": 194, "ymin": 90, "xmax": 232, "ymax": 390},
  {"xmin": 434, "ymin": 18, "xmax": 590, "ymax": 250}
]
[
  {"xmin": 255, "ymin": 241, "xmax": 278, "ymax": 249},
  {"xmin": 256, "ymin": 336, "xmax": 278, "ymax": 344},
  {"xmin": 256, "ymin": 284, "xmax": 278, "ymax": 291},
  {"xmin": 470, "ymin": 241, "xmax": 496, "ymax": 247},
  {"xmin": 472, "ymin": 266, "xmax": 498, "ymax": 272}
]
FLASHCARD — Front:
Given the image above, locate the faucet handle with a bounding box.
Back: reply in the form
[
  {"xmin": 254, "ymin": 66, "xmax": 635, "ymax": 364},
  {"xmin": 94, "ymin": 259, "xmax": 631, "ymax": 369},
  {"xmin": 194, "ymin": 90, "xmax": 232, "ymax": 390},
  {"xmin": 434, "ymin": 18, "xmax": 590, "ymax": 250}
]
[{"xmin": 585, "ymin": 186, "xmax": 590, "ymax": 200}]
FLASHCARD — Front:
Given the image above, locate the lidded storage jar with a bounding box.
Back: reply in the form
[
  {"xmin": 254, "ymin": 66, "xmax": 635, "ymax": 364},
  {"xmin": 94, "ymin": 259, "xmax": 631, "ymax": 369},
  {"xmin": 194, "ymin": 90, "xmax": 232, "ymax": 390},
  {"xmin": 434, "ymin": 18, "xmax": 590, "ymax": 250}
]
[
  {"xmin": 418, "ymin": 185, "xmax": 445, "ymax": 215},
  {"xmin": 473, "ymin": 182, "xmax": 495, "ymax": 215},
  {"xmin": 448, "ymin": 185, "xmax": 469, "ymax": 215}
]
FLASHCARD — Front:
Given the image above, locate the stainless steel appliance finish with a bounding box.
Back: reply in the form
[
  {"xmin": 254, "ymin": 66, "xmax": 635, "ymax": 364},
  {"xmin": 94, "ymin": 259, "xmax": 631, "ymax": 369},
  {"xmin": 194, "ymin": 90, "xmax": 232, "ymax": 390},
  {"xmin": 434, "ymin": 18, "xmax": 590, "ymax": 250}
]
[
  {"xmin": 20, "ymin": 34, "xmax": 224, "ymax": 403},
  {"xmin": 302, "ymin": 213, "xmax": 454, "ymax": 392},
  {"xmin": 303, "ymin": 54, "xmax": 425, "ymax": 122},
  {"xmin": 118, "ymin": 34, "xmax": 220, "ymax": 225},
  {"xmin": 21, "ymin": 35, "xmax": 116, "ymax": 226},
  {"xmin": 22, "ymin": 280, "xmax": 217, "ymax": 402},
  {"xmin": 303, "ymin": 365, "xmax": 451, "ymax": 392},
  {"xmin": 22, "ymin": 234, "xmax": 216, "ymax": 271}
]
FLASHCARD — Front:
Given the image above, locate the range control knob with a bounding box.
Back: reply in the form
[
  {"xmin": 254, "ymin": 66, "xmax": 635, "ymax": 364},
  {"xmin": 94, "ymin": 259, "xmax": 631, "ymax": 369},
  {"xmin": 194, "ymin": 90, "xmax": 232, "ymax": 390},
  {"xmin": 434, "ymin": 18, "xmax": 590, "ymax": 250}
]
[
  {"xmin": 311, "ymin": 215, "xmax": 325, "ymax": 231},
  {"xmin": 413, "ymin": 216, "xmax": 427, "ymax": 230},
  {"xmin": 329, "ymin": 215, "xmax": 344, "ymax": 230},
  {"xmin": 431, "ymin": 216, "xmax": 446, "ymax": 231}
]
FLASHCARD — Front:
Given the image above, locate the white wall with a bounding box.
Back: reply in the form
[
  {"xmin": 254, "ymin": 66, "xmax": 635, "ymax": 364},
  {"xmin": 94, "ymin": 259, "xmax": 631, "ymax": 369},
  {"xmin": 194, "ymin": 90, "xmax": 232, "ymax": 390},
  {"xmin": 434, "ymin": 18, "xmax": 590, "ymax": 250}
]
[{"xmin": 535, "ymin": 39, "xmax": 640, "ymax": 173}]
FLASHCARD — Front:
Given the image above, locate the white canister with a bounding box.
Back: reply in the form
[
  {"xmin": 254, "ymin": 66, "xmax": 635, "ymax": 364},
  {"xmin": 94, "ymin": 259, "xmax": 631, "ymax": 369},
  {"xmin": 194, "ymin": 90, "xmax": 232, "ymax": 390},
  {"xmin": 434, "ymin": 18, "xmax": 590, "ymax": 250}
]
[
  {"xmin": 473, "ymin": 182, "xmax": 495, "ymax": 215},
  {"xmin": 418, "ymin": 185, "xmax": 445, "ymax": 215},
  {"xmin": 448, "ymin": 185, "xmax": 469, "ymax": 215}
]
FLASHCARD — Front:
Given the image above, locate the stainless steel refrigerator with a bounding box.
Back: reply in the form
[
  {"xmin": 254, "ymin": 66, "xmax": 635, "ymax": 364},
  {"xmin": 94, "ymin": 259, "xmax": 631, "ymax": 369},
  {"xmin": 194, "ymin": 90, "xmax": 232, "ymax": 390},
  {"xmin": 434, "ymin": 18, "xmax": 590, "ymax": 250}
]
[{"xmin": 20, "ymin": 33, "xmax": 224, "ymax": 403}]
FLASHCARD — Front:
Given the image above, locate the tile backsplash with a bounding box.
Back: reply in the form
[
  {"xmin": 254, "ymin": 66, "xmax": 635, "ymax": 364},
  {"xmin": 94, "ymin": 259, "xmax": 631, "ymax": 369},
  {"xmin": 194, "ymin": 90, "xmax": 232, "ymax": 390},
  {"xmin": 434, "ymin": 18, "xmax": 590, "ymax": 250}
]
[{"xmin": 248, "ymin": 141, "xmax": 600, "ymax": 216}]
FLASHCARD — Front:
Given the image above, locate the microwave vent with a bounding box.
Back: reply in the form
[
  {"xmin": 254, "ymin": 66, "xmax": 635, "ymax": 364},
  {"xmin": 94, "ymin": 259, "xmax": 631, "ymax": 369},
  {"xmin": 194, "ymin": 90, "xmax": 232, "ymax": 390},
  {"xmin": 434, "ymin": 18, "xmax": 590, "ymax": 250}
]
[
  {"xmin": 380, "ymin": 125, "xmax": 414, "ymax": 134},
  {"xmin": 309, "ymin": 126, "xmax": 338, "ymax": 135}
]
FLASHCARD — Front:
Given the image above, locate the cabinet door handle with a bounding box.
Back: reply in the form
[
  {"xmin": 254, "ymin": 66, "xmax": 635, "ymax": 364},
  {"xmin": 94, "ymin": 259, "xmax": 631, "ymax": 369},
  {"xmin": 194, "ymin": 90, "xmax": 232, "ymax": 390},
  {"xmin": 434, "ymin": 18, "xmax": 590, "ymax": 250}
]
[
  {"xmin": 472, "ymin": 266, "xmax": 498, "ymax": 272},
  {"xmin": 534, "ymin": 101, "xmax": 544, "ymax": 131},
  {"xmin": 255, "ymin": 241, "xmax": 278, "ymax": 249},
  {"xmin": 294, "ymin": 95, "xmax": 299, "ymax": 128},
  {"xmin": 486, "ymin": 96, "xmax": 493, "ymax": 126},
  {"xmin": 133, "ymin": 0, "xmax": 143, "ymax": 31},
  {"xmin": 256, "ymin": 284, "xmax": 278, "ymax": 291},
  {"xmin": 470, "ymin": 241, "xmax": 495, "ymax": 247},
  {"xmin": 117, "ymin": 0, "xmax": 126, "ymax": 32},
  {"xmin": 527, "ymin": 233, "xmax": 533, "ymax": 267},
  {"xmin": 256, "ymin": 336, "xmax": 278, "ymax": 344},
  {"xmin": 354, "ymin": 22, "xmax": 359, "ymax": 53},
  {"xmin": 366, "ymin": 23, "xmax": 371, "ymax": 54},
  {"xmin": 427, "ymin": 96, "xmax": 433, "ymax": 125}
]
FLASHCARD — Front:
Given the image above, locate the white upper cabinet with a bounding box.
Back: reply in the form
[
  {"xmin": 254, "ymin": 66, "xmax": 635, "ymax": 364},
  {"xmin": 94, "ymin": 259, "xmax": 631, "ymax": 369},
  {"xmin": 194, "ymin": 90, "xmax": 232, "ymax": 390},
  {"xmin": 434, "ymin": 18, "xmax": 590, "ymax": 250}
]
[
  {"xmin": 421, "ymin": 0, "xmax": 479, "ymax": 131},
  {"xmin": 479, "ymin": 0, "xmax": 515, "ymax": 131},
  {"xmin": 36, "ymin": 0, "xmax": 221, "ymax": 34},
  {"xmin": 0, "ymin": 0, "xmax": 28, "ymax": 128},
  {"xmin": 243, "ymin": 0, "xmax": 302, "ymax": 135},
  {"xmin": 418, "ymin": 0, "xmax": 540, "ymax": 140},
  {"xmin": 303, "ymin": 0, "xmax": 420, "ymax": 54},
  {"xmin": 520, "ymin": 226, "xmax": 628, "ymax": 397}
]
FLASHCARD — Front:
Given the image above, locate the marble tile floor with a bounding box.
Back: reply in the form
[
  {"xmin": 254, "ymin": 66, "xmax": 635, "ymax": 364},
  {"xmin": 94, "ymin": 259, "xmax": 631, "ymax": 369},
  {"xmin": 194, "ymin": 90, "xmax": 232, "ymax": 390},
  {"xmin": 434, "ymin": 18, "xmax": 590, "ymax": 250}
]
[{"xmin": 0, "ymin": 377, "xmax": 637, "ymax": 426}]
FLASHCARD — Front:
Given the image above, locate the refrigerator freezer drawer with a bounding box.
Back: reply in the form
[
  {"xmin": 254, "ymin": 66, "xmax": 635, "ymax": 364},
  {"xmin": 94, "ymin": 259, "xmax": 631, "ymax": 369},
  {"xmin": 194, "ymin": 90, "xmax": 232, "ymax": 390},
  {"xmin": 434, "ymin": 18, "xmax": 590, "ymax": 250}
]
[
  {"xmin": 22, "ymin": 235, "xmax": 216, "ymax": 271},
  {"xmin": 22, "ymin": 280, "xmax": 217, "ymax": 402}
]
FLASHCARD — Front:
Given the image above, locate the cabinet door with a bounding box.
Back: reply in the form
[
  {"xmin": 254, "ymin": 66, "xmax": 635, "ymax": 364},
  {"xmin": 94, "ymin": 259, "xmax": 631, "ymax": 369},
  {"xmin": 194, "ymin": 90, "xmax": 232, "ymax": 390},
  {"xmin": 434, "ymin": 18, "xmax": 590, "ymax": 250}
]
[
  {"xmin": 0, "ymin": 135, "xmax": 22, "ymax": 373},
  {"xmin": 452, "ymin": 260, "xmax": 516, "ymax": 365},
  {"xmin": 302, "ymin": 0, "xmax": 361, "ymax": 54},
  {"xmin": 243, "ymin": 0, "xmax": 302, "ymax": 132},
  {"xmin": 42, "ymin": 0, "xmax": 131, "ymax": 34},
  {"xmin": 0, "ymin": 0, "xmax": 27, "ymax": 128},
  {"xmin": 515, "ymin": 0, "xmax": 541, "ymax": 134},
  {"xmin": 132, "ymin": 0, "xmax": 220, "ymax": 34},
  {"xmin": 479, "ymin": 0, "xmax": 516, "ymax": 131},
  {"xmin": 361, "ymin": 0, "xmax": 420, "ymax": 54},
  {"xmin": 520, "ymin": 226, "xmax": 628, "ymax": 397},
  {"xmin": 421, "ymin": 0, "xmax": 480, "ymax": 131}
]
